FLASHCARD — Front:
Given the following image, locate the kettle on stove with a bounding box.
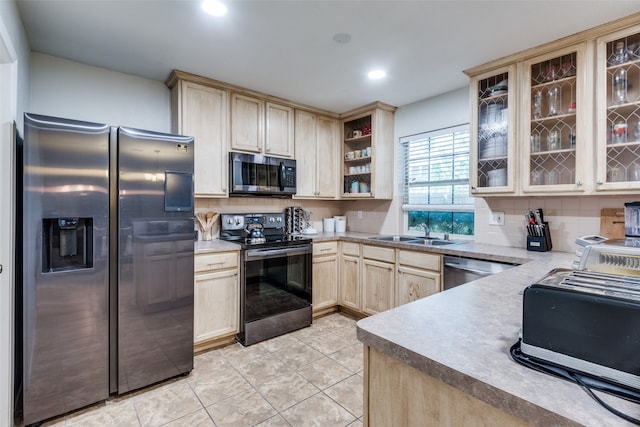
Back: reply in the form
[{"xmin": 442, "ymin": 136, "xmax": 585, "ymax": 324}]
[{"xmin": 246, "ymin": 222, "xmax": 266, "ymax": 244}]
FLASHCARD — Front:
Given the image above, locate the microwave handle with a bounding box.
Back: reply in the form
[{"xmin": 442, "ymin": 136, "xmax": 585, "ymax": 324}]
[{"xmin": 279, "ymin": 162, "xmax": 285, "ymax": 191}]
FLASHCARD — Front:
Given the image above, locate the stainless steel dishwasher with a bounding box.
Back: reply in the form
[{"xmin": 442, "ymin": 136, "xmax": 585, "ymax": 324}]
[{"xmin": 443, "ymin": 255, "xmax": 517, "ymax": 290}]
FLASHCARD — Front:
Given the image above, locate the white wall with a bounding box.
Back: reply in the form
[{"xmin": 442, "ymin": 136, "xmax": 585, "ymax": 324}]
[{"xmin": 29, "ymin": 53, "xmax": 170, "ymax": 132}]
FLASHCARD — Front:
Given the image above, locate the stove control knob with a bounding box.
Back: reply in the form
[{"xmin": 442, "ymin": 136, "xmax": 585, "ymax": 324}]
[
  {"xmin": 235, "ymin": 217, "xmax": 242, "ymax": 225},
  {"xmin": 276, "ymin": 217, "xmax": 282, "ymax": 222},
  {"xmin": 226, "ymin": 218, "xmax": 233, "ymax": 225},
  {"xmin": 269, "ymin": 217, "xmax": 275, "ymax": 223}
]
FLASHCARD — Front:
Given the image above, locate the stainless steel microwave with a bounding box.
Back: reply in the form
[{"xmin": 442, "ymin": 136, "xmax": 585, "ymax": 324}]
[{"xmin": 229, "ymin": 152, "xmax": 297, "ymax": 197}]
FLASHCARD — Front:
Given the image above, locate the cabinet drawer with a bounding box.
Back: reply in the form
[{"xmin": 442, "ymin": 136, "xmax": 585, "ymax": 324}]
[
  {"xmin": 341, "ymin": 242, "xmax": 360, "ymax": 256},
  {"xmin": 195, "ymin": 251, "xmax": 239, "ymax": 273},
  {"xmin": 313, "ymin": 241, "xmax": 338, "ymax": 256},
  {"xmin": 398, "ymin": 250, "xmax": 441, "ymax": 272},
  {"xmin": 362, "ymin": 245, "xmax": 395, "ymax": 263}
]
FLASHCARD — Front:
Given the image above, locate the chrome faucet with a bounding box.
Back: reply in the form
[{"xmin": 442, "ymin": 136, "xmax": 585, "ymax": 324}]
[
  {"xmin": 423, "ymin": 224, "xmax": 430, "ymax": 238},
  {"xmin": 443, "ymin": 233, "xmax": 449, "ymax": 241}
]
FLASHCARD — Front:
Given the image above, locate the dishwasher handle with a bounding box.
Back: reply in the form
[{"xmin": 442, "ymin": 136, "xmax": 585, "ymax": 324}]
[{"xmin": 443, "ymin": 261, "xmax": 493, "ymax": 277}]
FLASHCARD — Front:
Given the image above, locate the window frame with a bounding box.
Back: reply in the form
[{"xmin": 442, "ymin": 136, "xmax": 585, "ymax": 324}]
[{"xmin": 401, "ymin": 123, "xmax": 474, "ymax": 238}]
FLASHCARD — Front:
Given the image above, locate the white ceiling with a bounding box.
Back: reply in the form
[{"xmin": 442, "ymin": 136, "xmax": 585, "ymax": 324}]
[{"xmin": 16, "ymin": 0, "xmax": 640, "ymax": 113}]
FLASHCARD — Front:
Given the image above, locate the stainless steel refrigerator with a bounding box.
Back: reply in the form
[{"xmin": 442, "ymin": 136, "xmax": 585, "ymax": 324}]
[{"xmin": 16, "ymin": 113, "xmax": 195, "ymax": 425}]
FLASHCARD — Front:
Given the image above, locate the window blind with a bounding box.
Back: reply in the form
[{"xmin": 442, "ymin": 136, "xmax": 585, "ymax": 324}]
[{"xmin": 402, "ymin": 124, "xmax": 473, "ymax": 210}]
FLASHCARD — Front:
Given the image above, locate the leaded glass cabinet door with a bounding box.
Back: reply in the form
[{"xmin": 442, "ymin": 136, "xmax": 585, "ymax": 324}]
[
  {"xmin": 521, "ymin": 43, "xmax": 588, "ymax": 194},
  {"xmin": 596, "ymin": 25, "xmax": 640, "ymax": 192},
  {"xmin": 469, "ymin": 64, "xmax": 516, "ymax": 195}
]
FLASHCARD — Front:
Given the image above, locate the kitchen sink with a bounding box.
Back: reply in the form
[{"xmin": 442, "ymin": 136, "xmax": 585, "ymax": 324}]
[
  {"xmin": 408, "ymin": 238, "xmax": 466, "ymax": 246},
  {"xmin": 368, "ymin": 235, "xmax": 467, "ymax": 246},
  {"xmin": 369, "ymin": 235, "xmax": 420, "ymax": 242}
]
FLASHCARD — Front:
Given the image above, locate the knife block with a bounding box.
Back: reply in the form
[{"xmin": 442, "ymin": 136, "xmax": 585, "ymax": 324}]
[{"xmin": 527, "ymin": 222, "xmax": 552, "ymax": 252}]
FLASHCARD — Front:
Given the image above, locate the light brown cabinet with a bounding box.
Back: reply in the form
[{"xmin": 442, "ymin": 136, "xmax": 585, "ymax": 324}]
[
  {"xmin": 168, "ymin": 77, "xmax": 229, "ymax": 198},
  {"xmin": 294, "ymin": 110, "xmax": 339, "ymax": 199},
  {"xmin": 312, "ymin": 241, "xmax": 339, "ymax": 316},
  {"xmin": 465, "ymin": 13, "xmax": 640, "ymax": 197},
  {"xmin": 395, "ymin": 250, "xmax": 442, "ymax": 306},
  {"xmin": 230, "ymin": 95, "xmax": 295, "ymax": 158},
  {"xmin": 521, "ymin": 43, "xmax": 589, "ymax": 195},
  {"xmin": 341, "ymin": 102, "xmax": 396, "ymax": 199},
  {"xmin": 265, "ymin": 102, "xmax": 295, "ymax": 157},
  {"xmin": 339, "ymin": 242, "xmax": 361, "ymax": 312},
  {"xmin": 230, "ymin": 93, "xmax": 265, "ymax": 154},
  {"xmin": 361, "ymin": 245, "xmax": 395, "ymax": 315},
  {"xmin": 193, "ymin": 251, "xmax": 239, "ymax": 351},
  {"xmin": 469, "ymin": 65, "xmax": 517, "ymax": 195},
  {"xmin": 595, "ymin": 24, "xmax": 640, "ymax": 193}
]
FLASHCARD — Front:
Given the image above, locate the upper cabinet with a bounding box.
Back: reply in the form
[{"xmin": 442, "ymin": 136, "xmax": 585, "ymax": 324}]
[
  {"xmin": 229, "ymin": 95, "xmax": 295, "ymax": 158},
  {"xmin": 465, "ymin": 12, "xmax": 640, "ymax": 197},
  {"xmin": 521, "ymin": 44, "xmax": 589, "ymax": 195},
  {"xmin": 341, "ymin": 103, "xmax": 396, "ymax": 200},
  {"xmin": 294, "ymin": 110, "xmax": 339, "ymax": 199},
  {"xmin": 265, "ymin": 102, "xmax": 295, "ymax": 157},
  {"xmin": 230, "ymin": 93, "xmax": 265, "ymax": 154},
  {"xmin": 167, "ymin": 75, "xmax": 229, "ymax": 198},
  {"xmin": 469, "ymin": 65, "xmax": 517, "ymax": 195},
  {"xmin": 596, "ymin": 24, "xmax": 640, "ymax": 193}
]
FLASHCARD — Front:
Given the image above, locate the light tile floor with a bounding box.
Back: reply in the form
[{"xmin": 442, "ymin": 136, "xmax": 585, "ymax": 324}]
[{"xmin": 43, "ymin": 313, "xmax": 363, "ymax": 427}]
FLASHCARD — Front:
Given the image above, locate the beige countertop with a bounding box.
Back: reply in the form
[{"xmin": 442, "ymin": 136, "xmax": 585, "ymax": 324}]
[{"xmin": 356, "ymin": 250, "xmax": 640, "ymax": 426}]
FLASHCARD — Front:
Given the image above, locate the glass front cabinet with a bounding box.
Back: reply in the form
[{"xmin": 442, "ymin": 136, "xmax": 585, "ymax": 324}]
[
  {"xmin": 596, "ymin": 25, "xmax": 640, "ymax": 192},
  {"xmin": 521, "ymin": 44, "xmax": 588, "ymax": 194},
  {"xmin": 469, "ymin": 65, "xmax": 517, "ymax": 195}
]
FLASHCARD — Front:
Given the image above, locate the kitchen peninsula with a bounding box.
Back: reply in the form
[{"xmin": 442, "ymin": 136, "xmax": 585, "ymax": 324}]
[{"xmin": 357, "ymin": 250, "xmax": 640, "ymax": 426}]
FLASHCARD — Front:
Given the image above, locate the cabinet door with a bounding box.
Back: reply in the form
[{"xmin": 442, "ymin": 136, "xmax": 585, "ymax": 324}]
[
  {"xmin": 313, "ymin": 254, "xmax": 338, "ymax": 313},
  {"xmin": 521, "ymin": 44, "xmax": 588, "ymax": 194},
  {"xmin": 396, "ymin": 266, "xmax": 441, "ymax": 307},
  {"xmin": 294, "ymin": 110, "xmax": 318, "ymax": 198},
  {"xmin": 266, "ymin": 102, "xmax": 294, "ymax": 157},
  {"xmin": 470, "ymin": 65, "xmax": 516, "ymax": 195},
  {"xmin": 194, "ymin": 269, "xmax": 239, "ymax": 343},
  {"xmin": 596, "ymin": 26, "xmax": 640, "ymax": 192},
  {"xmin": 316, "ymin": 115, "xmax": 339, "ymax": 198},
  {"xmin": 181, "ymin": 81, "xmax": 229, "ymax": 197},
  {"xmin": 230, "ymin": 93, "xmax": 264, "ymax": 153},
  {"xmin": 362, "ymin": 259, "xmax": 394, "ymax": 315},
  {"xmin": 339, "ymin": 254, "xmax": 361, "ymax": 311}
]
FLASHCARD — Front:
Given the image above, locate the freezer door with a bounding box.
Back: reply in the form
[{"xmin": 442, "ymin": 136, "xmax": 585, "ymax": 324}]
[
  {"xmin": 116, "ymin": 126, "xmax": 194, "ymax": 394},
  {"xmin": 20, "ymin": 113, "xmax": 110, "ymax": 425}
]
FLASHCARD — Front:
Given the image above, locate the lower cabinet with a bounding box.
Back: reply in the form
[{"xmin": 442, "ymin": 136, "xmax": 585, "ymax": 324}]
[
  {"xmin": 337, "ymin": 242, "xmax": 443, "ymax": 317},
  {"xmin": 312, "ymin": 241, "xmax": 339, "ymax": 316},
  {"xmin": 193, "ymin": 251, "xmax": 240, "ymax": 351},
  {"xmin": 396, "ymin": 250, "xmax": 442, "ymax": 306},
  {"xmin": 339, "ymin": 242, "xmax": 361, "ymax": 312},
  {"xmin": 362, "ymin": 245, "xmax": 396, "ymax": 316}
]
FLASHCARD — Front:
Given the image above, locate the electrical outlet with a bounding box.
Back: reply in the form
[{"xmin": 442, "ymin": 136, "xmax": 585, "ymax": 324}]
[
  {"xmin": 357, "ymin": 210, "xmax": 363, "ymax": 219},
  {"xmin": 489, "ymin": 211, "xmax": 505, "ymax": 226}
]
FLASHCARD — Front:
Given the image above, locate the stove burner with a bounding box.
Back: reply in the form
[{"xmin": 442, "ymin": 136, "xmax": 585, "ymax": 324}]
[{"xmin": 220, "ymin": 212, "xmax": 312, "ymax": 249}]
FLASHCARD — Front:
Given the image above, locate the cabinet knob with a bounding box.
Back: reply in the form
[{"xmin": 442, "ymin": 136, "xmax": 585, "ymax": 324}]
[
  {"xmin": 576, "ymin": 180, "xmax": 583, "ymax": 186},
  {"xmin": 471, "ymin": 186, "xmax": 476, "ymax": 190},
  {"xmin": 265, "ymin": 147, "xmax": 271, "ymax": 152},
  {"xmin": 597, "ymin": 179, "xmax": 603, "ymax": 185}
]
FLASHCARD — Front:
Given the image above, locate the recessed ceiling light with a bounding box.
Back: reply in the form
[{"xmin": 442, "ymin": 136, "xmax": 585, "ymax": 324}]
[
  {"xmin": 333, "ymin": 33, "xmax": 352, "ymax": 44},
  {"xmin": 202, "ymin": 0, "xmax": 227, "ymax": 16},
  {"xmin": 368, "ymin": 70, "xmax": 386, "ymax": 80}
]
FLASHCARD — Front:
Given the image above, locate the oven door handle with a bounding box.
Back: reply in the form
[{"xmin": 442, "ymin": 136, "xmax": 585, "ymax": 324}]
[{"xmin": 245, "ymin": 245, "xmax": 312, "ymax": 259}]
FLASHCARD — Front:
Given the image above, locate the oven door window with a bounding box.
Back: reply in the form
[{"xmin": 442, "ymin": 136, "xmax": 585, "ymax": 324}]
[{"xmin": 244, "ymin": 248, "xmax": 311, "ymax": 323}]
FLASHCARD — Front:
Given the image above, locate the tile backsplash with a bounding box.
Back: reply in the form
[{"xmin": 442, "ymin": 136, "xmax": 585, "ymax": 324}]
[
  {"xmin": 474, "ymin": 196, "xmax": 639, "ymax": 253},
  {"xmin": 195, "ymin": 194, "xmax": 639, "ymax": 254}
]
